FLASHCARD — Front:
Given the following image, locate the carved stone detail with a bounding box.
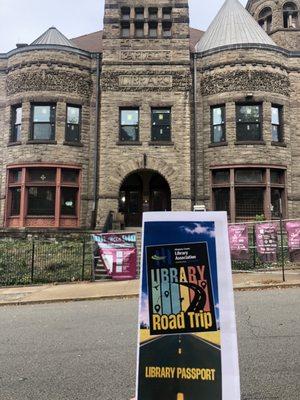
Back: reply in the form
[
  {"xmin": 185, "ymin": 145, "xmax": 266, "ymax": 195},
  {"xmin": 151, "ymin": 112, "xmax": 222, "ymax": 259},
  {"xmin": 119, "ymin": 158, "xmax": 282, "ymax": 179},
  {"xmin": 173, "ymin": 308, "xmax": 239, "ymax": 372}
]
[
  {"xmin": 6, "ymin": 70, "xmax": 92, "ymax": 97},
  {"xmin": 101, "ymin": 71, "xmax": 190, "ymax": 92},
  {"xmin": 201, "ymin": 70, "xmax": 290, "ymax": 96},
  {"xmin": 120, "ymin": 50, "xmax": 172, "ymax": 62}
]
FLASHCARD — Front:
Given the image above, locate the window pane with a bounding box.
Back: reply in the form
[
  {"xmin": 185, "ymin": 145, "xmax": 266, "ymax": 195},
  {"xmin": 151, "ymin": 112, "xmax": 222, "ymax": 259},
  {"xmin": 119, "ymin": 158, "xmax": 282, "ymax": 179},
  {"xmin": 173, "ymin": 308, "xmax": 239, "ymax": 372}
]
[
  {"xmin": 271, "ymin": 189, "xmax": 282, "ymax": 219},
  {"xmin": 13, "ymin": 125, "xmax": 22, "ymax": 142},
  {"xmin": 212, "ymin": 107, "xmax": 224, "ymax": 125},
  {"xmin": 27, "ymin": 187, "xmax": 55, "ymax": 215},
  {"xmin": 10, "ymin": 169, "xmax": 22, "ymax": 183},
  {"xmin": 152, "ymin": 109, "xmax": 171, "ymax": 125},
  {"xmin": 121, "ymin": 126, "xmax": 139, "ymax": 141},
  {"xmin": 67, "ymin": 106, "xmax": 80, "ymax": 124},
  {"xmin": 214, "ymin": 188, "xmax": 230, "ymax": 215},
  {"xmin": 15, "ymin": 107, "xmax": 22, "ymax": 125},
  {"xmin": 213, "ymin": 170, "xmax": 230, "ymax": 184},
  {"xmin": 271, "ymin": 107, "xmax": 280, "ymax": 125},
  {"xmin": 10, "ymin": 188, "xmax": 21, "ymax": 215},
  {"xmin": 66, "ymin": 124, "xmax": 80, "ymax": 142},
  {"xmin": 62, "ymin": 169, "xmax": 78, "ymax": 183},
  {"xmin": 33, "ymin": 123, "xmax": 53, "ymax": 140},
  {"xmin": 135, "ymin": 8, "xmax": 144, "ymax": 19},
  {"xmin": 271, "ymin": 170, "xmax": 284, "ymax": 184},
  {"xmin": 213, "ymin": 125, "xmax": 225, "ymax": 143},
  {"xmin": 121, "ymin": 110, "xmax": 139, "ymax": 126},
  {"xmin": 272, "ymin": 125, "xmax": 280, "ymax": 142},
  {"xmin": 237, "ymin": 105, "xmax": 260, "ymax": 123},
  {"xmin": 235, "ymin": 169, "xmax": 263, "ymax": 183},
  {"xmin": 61, "ymin": 188, "xmax": 77, "ymax": 216},
  {"xmin": 33, "ymin": 106, "xmax": 51, "ymax": 122},
  {"xmin": 236, "ymin": 123, "xmax": 261, "ymax": 141},
  {"xmin": 236, "ymin": 188, "xmax": 264, "ymax": 218},
  {"xmin": 28, "ymin": 168, "xmax": 56, "ymax": 182},
  {"xmin": 152, "ymin": 125, "xmax": 171, "ymax": 141}
]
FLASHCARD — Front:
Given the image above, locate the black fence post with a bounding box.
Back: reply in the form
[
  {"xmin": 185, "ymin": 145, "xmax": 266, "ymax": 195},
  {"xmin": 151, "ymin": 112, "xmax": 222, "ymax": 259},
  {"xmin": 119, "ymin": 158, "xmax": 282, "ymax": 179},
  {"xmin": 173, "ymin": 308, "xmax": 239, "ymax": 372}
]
[
  {"xmin": 31, "ymin": 240, "xmax": 35, "ymax": 284},
  {"xmin": 82, "ymin": 238, "xmax": 86, "ymax": 281},
  {"xmin": 252, "ymin": 225, "xmax": 256, "ymax": 270},
  {"xmin": 280, "ymin": 218, "xmax": 286, "ymax": 283}
]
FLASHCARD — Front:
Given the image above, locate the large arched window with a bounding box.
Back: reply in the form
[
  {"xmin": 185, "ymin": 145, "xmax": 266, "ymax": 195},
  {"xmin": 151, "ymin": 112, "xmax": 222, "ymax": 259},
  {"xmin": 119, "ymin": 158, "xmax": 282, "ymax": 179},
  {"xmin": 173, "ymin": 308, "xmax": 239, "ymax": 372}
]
[
  {"xmin": 283, "ymin": 2, "xmax": 299, "ymax": 28},
  {"xmin": 258, "ymin": 7, "xmax": 273, "ymax": 33}
]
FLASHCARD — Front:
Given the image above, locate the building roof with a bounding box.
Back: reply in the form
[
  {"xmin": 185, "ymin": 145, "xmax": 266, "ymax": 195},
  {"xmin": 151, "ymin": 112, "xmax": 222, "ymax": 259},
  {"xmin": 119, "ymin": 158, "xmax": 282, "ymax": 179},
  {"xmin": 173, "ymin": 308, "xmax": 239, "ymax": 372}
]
[
  {"xmin": 196, "ymin": 0, "xmax": 276, "ymax": 53},
  {"xmin": 72, "ymin": 28, "xmax": 204, "ymax": 53},
  {"xmin": 31, "ymin": 27, "xmax": 77, "ymax": 47}
]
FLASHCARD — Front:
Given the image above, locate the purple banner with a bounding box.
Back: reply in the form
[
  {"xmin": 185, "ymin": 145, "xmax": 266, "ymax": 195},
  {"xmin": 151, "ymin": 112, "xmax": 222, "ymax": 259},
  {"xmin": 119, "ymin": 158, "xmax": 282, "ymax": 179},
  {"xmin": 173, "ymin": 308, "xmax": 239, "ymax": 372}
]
[
  {"xmin": 228, "ymin": 224, "xmax": 249, "ymax": 260},
  {"xmin": 286, "ymin": 221, "xmax": 300, "ymax": 262},
  {"xmin": 92, "ymin": 233, "xmax": 137, "ymax": 280},
  {"xmin": 255, "ymin": 223, "xmax": 278, "ymax": 262}
]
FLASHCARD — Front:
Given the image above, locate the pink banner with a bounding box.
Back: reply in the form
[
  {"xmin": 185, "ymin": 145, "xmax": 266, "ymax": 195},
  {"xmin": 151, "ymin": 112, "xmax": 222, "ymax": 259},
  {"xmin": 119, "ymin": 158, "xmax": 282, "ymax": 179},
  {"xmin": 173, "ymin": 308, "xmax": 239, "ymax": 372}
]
[
  {"xmin": 92, "ymin": 233, "xmax": 137, "ymax": 280},
  {"xmin": 255, "ymin": 223, "xmax": 278, "ymax": 262},
  {"xmin": 228, "ymin": 224, "xmax": 249, "ymax": 260},
  {"xmin": 286, "ymin": 221, "xmax": 300, "ymax": 262}
]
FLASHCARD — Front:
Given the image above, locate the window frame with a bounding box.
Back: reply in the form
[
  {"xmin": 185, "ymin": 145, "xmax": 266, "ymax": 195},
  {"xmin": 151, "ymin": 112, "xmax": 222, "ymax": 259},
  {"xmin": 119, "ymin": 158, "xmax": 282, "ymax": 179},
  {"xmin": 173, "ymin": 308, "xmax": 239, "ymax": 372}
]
[
  {"xmin": 65, "ymin": 104, "xmax": 82, "ymax": 143},
  {"xmin": 210, "ymin": 105, "xmax": 226, "ymax": 144},
  {"xmin": 151, "ymin": 107, "xmax": 172, "ymax": 142},
  {"xmin": 10, "ymin": 104, "xmax": 22, "ymax": 143},
  {"xmin": 30, "ymin": 103, "xmax": 56, "ymax": 142},
  {"xmin": 236, "ymin": 103, "xmax": 263, "ymax": 142},
  {"xmin": 119, "ymin": 108, "xmax": 140, "ymax": 143}
]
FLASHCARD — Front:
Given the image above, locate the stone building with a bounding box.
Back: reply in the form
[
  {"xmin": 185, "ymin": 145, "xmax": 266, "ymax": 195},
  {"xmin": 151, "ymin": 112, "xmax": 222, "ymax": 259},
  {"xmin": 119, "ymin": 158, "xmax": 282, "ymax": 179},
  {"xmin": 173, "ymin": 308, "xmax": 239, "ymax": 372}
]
[{"xmin": 0, "ymin": 0, "xmax": 299, "ymax": 230}]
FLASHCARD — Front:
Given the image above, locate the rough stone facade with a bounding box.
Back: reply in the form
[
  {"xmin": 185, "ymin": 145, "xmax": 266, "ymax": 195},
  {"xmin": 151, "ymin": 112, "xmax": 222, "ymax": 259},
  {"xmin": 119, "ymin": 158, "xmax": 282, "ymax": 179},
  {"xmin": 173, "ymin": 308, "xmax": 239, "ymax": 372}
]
[{"xmin": 0, "ymin": 0, "xmax": 299, "ymax": 229}]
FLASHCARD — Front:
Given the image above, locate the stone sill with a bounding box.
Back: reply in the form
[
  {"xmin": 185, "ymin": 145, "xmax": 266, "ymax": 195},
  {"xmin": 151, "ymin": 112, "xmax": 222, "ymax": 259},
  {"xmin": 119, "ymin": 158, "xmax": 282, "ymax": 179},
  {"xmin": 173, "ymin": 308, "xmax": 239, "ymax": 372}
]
[
  {"xmin": 208, "ymin": 141, "xmax": 228, "ymax": 148},
  {"xmin": 116, "ymin": 141, "xmax": 142, "ymax": 146},
  {"xmin": 148, "ymin": 141, "xmax": 174, "ymax": 146},
  {"xmin": 271, "ymin": 141, "xmax": 287, "ymax": 147},
  {"xmin": 26, "ymin": 140, "xmax": 57, "ymax": 145},
  {"xmin": 7, "ymin": 141, "xmax": 22, "ymax": 147},
  {"xmin": 63, "ymin": 141, "xmax": 84, "ymax": 147},
  {"xmin": 234, "ymin": 141, "xmax": 266, "ymax": 146}
]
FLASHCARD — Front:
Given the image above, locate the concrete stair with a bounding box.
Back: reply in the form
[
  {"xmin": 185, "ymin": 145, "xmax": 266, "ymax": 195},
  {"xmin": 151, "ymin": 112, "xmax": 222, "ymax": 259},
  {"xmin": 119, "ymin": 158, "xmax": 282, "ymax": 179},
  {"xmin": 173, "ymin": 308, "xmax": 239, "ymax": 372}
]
[{"xmin": 94, "ymin": 256, "xmax": 112, "ymax": 281}]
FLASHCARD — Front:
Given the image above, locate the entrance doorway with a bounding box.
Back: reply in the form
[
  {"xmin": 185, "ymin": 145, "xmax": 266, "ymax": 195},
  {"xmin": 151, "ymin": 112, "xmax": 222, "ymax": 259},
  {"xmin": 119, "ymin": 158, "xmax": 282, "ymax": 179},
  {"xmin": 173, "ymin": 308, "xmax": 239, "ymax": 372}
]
[{"xmin": 119, "ymin": 171, "xmax": 171, "ymax": 227}]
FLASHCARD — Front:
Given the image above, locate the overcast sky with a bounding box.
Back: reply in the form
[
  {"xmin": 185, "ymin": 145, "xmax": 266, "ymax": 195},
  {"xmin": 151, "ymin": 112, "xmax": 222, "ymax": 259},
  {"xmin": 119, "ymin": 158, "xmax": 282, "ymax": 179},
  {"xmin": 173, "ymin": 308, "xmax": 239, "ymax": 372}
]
[{"xmin": 0, "ymin": 0, "xmax": 248, "ymax": 53}]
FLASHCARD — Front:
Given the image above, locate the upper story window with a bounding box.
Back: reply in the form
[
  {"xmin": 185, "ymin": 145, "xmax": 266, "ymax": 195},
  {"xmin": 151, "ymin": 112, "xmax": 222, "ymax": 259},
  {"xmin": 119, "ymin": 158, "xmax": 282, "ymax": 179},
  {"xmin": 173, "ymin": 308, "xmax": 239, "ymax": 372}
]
[
  {"xmin": 236, "ymin": 104, "xmax": 262, "ymax": 142},
  {"xmin": 31, "ymin": 104, "xmax": 56, "ymax": 141},
  {"xmin": 121, "ymin": 7, "xmax": 130, "ymax": 21},
  {"xmin": 120, "ymin": 109, "xmax": 139, "ymax": 142},
  {"xmin": 271, "ymin": 105, "xmax": 283, "ymax": 142},
  {"xmin": 283, "ymin": 2, "xmax": 299, "ymax": 28},
  {"xmin": 121, "ymin": 22, "xmax": 130, "ymax": 38},
  {"xmin": 151, "ymin": 108, "xmax": 171, "ymax": 142},
  {"xmin": 149, "ymin": 7, "xmax": 158, "ymax": 20},
  {"xmin": 66, "ymin": 105, "xmax": 81, "ymax": 143},
  {"xmin": 135, "ymin": 21, "xmax": 144, "ymax": 38},
  {"xmin": 11, "ymin": 105, "xmax": 22, "ymax": 142},
  {"xmin": 162, "ymin": 7, "xmax": 172, "ymax": 20},
  {"xmin": 135, "ymin": 7, "xmax": 144, "ymax": 20},
  {"xmin": 162, "ymin": 21, "xmax": 172, "ymax": 38},
  {"xmin": 149, "ymin": 21, "xmax": 158, "ymax": 38},
  {"xmin": 211, "ymin": 105, "xmax": 226, "ymax": 143},
  {"xmin": 258, "ymin": 7, "xmax": 273, "ymax": 33}
]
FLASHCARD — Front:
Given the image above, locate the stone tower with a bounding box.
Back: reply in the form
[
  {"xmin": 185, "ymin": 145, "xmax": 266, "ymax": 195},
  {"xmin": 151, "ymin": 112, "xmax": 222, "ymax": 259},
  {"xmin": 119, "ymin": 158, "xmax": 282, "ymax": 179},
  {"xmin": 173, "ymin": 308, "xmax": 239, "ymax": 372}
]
[{"xmin": 246, "ymin": 0, "xmax": 300, "ymax": 50}]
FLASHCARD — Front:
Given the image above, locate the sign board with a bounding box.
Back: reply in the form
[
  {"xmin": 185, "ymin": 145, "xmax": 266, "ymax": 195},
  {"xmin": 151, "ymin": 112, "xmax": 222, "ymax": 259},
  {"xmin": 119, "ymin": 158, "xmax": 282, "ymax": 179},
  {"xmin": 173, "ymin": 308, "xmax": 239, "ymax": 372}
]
[
  {"xmin": 92, "ymin": 233, "xmax": 137, "ymax": 280},
  {"xmin": 228, "ymin": 224, "xmax": 249, "ymax": 260},
  {"xmin": 136, "ymin": 212, "xmax": 240, "ymax": 400},
  {"xmin": 255, "ymin": 223, "xmax": 278, "ymax": 262},
  {"xmin": 286, "ymin": 221, "xmax": 300, "ymax": 262}
]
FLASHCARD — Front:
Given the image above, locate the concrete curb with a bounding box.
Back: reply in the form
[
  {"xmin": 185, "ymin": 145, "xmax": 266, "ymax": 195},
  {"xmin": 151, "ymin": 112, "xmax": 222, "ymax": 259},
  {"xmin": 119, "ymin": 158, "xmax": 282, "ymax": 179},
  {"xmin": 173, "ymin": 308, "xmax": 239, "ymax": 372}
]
[{"xmin": 0, "ymin": 282, "xmax": 299, "ymax": 307}]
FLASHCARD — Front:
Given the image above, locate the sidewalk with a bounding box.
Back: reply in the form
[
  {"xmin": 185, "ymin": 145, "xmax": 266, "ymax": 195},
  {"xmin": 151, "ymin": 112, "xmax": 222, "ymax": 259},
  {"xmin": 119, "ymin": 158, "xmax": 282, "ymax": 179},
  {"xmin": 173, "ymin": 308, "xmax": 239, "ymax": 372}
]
[{"xmin": 0, "ymin": 269, "xmax": 299, "ymax": 306}]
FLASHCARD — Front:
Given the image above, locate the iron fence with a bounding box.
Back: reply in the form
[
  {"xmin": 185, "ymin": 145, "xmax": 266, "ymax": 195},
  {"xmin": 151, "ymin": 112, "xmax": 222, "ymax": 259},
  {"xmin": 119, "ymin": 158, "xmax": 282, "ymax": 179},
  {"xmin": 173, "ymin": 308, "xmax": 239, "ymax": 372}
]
[{"xmin": 0, "ymin": 235, "xmax": 93, "ymax": 286}]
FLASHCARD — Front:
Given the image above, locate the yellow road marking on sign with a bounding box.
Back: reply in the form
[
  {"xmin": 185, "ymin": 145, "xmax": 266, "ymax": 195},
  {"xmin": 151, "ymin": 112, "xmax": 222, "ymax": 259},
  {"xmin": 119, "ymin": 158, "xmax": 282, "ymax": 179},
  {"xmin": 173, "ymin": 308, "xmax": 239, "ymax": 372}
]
[{"xmin": 177, "ymin": 393, "xmax": 184, "ymax": 400}]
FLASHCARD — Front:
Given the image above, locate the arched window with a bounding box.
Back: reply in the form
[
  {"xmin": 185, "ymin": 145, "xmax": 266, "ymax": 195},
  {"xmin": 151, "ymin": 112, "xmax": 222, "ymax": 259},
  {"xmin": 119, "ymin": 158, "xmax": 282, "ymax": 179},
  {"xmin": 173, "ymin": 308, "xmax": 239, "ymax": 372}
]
[
  {"xmin": 283, "ymin": 2, "xmax": 299, "ymax": 28},
  {"xmin": 258, "ymin": 7, "xmax": 273, "ymax": 33}
]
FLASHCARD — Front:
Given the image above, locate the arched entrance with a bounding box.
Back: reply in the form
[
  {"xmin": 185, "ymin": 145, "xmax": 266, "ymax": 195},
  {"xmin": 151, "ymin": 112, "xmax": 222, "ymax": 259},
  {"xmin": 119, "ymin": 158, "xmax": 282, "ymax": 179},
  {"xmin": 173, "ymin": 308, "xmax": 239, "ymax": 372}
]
[{"xmin": 119, "ymin": 170, "xmax": 171, "ymax": 227}]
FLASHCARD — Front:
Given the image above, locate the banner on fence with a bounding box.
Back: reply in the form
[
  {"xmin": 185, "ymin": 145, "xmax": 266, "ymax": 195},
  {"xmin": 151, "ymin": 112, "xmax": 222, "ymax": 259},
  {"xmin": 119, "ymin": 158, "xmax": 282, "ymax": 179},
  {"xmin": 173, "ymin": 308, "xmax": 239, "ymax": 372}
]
[
  {"xmin": 286, "ymin": 221, "xmax": 300, "ymax": 262},
  {"xmin": 136, "ymin": 212, "xmax": 240, "ymax": 400},
  {"xmin": 92, "ymin": 233, "xmax": 137, "ymax": 280},
  {"xmin": 228, "ymin": 224, "xmax": 249, "ymax": 260},
  {"xmin": 255, "ymin": 223, "xmax": 278, "ymax": 262}
]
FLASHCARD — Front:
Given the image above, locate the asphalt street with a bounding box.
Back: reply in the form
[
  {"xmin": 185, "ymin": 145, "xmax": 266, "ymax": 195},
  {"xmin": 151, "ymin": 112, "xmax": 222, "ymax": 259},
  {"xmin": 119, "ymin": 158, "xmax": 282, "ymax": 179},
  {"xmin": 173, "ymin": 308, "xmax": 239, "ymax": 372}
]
[
  {"xmin": 0, "ymin": 288, "xmax": 299, "ymax": 400},
  {"xmin": 138, "ymin": 334, "xmax": 221, "ymax": 399}
]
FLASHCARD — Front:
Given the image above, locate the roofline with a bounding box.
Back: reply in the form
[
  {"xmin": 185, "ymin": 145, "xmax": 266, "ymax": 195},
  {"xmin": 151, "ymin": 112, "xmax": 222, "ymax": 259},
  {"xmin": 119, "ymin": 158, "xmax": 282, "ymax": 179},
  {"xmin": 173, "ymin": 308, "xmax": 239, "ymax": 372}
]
[
  {"xmin": 0, "ymin": 44, "xmax": 96, "ymax": 59},
  {"xmin": 196, "ymin": 43, "xmax": 300, "ymax": 58}
]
